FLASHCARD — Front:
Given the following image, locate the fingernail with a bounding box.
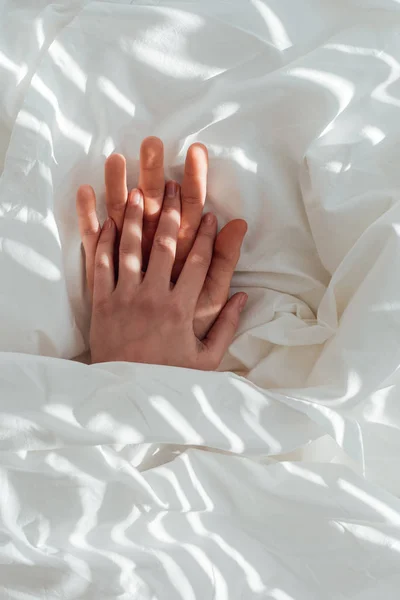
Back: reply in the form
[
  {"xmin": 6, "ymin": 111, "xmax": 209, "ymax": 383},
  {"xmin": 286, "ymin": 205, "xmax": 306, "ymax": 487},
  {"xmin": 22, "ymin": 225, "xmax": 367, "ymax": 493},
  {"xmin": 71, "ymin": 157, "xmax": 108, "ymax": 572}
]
[
  {"xmin": 103, "ymin": 217, "xmax": 112, "ymax": 230},
  {"xmin": 130, "ymin": 189, "xmax": 141, "ymax": 206},
  {"xmin": 239, "ymin": 293, "xmax": 248, "ymax": 312},
  {"xmin": 204, "ymin": 212, "xmax": 215, "ymax": 225},
  {"xmin": 166, "ymin": 180, "xmax": 177, "ymax": 197}
]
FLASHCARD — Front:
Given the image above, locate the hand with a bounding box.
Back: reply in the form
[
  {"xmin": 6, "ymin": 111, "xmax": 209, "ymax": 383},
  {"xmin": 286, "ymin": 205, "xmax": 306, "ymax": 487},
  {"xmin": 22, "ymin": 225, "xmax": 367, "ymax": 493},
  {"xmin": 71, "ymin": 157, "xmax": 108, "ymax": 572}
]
[
  {"xmin": 76, "ymin": 137, "xmax": 248, "ymax": 369},
  {"xmin": 77, "ymin": 137, "xmax": 248, "ymax": 341},
  {"xmin": 80, "ymin": 186, "xmax": 247, "ymax": 368}
]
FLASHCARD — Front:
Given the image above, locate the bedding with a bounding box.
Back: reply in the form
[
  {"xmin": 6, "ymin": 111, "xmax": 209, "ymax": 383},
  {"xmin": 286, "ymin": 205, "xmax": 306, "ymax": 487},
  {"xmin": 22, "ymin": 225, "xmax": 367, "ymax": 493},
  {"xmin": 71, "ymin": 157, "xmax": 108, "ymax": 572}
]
[{"xmin": 1, "ymin": 0, "xmax": 400, "ymax": 598}]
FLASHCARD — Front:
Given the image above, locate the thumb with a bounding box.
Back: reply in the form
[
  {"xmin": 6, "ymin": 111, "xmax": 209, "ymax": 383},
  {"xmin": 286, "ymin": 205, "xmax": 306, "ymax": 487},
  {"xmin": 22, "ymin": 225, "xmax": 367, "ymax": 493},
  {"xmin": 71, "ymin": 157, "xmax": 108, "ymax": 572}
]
[{"xmin": 200, "ymin": 292, "xmax": 248, "ymax": 370}]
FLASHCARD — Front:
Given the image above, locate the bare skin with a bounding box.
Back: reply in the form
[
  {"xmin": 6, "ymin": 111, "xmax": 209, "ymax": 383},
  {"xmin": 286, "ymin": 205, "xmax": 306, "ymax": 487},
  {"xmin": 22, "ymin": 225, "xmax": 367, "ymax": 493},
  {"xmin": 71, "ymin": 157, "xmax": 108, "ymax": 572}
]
[{"xmin": 76, "ymin": 136, "xmax": 248, "ymax": 369}]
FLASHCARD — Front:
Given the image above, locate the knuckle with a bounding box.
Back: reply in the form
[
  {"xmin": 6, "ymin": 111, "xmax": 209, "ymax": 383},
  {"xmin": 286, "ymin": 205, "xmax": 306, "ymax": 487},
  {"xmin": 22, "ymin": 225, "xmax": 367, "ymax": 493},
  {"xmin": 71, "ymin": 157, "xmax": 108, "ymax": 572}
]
[
  {"xmin": 143, "ymin": 186, "xmax": 164, "ymax": 199},
  {"xmin": 162, "ymin": 202, "xmax": 178, "ymax": 216},
  {"xmin": 94, "ymin": 298, "xmax": 111, "ymax": 317},
  {"xmin": 115, "ymin": 293, "xmax": 130, "ymax": 308},
  {"xmin": 97, "ymin": 237, "xmax": 111, "ymax": 250},
  {"xmin": 153, "ymin": 235, "xmax": 175, "ymax": 253},
  {"xmin": 119, "ymin": 243, "xmax": 132, "ymax": 256},
  {"xmin": 183, "ymin": 194, "xmax": 201, "ymax": 205},
  {"xmin": 214, "ymin": 245, "xmax": 237, "ymax": 267},
  {"xmin": 179, "ymin": 224, "xmax": 198, "ymax": 242},
  {"xmin": 82, "ymin": 226, "xmax": 100, "ymax": 240},
  {"xmin": 144, "ymin": 214, "xmax": 160, "ymax": 228},
  {"xmin": 208, "ymin": 256, "xmax": 235, "ymax": 278},
  {"xmin": 168, "ymin": 298, "xmax": 186, "ymax": 319},
  {"xmin": 107, "ymin": 201, "xmax": 126, "ymax": 214},
  {"xmin": 200, "ymin": 227, "xmax": 216, "ymax": 240},
  {"xmin": 219, "ymin": 260, "xmax": 234, "ymax": 274},
  {"xmin": 94, "ymin": 255, "xmax": 110, "ymax": 271},
  {"xmin": 99, "ymin": 228, "xmax": 113, "ymax": 242},
  {"xmin": 190, "ymin": 252, "xmax": 210, "ymax": 269},
  {"xmin": 138, "ymin": 294, "xmax": 157, "ymax": 315},
  {"xmin": 205, "ymin": 271, "xmax": 221, "ymax": 290},
  {"xmin": 223, "ymin": 312, "xmax": 238, "ymax": 329}
]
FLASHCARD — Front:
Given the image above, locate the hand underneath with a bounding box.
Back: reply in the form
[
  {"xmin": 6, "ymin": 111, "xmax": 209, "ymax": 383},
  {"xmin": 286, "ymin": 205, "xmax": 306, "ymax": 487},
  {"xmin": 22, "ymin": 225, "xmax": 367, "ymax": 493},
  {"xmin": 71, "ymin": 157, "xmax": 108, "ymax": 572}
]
[{"xmin": 76, "ymin": 138, "xmax": 248, "ymax": 369}]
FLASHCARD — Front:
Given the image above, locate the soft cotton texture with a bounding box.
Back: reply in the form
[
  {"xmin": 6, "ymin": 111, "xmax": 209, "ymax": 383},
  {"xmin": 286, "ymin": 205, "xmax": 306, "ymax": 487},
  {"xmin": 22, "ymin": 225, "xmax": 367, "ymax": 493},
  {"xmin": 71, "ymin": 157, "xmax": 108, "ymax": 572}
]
[{"xmin": 1, "ymin": 0, "xmax": 400, "ymax": 598}]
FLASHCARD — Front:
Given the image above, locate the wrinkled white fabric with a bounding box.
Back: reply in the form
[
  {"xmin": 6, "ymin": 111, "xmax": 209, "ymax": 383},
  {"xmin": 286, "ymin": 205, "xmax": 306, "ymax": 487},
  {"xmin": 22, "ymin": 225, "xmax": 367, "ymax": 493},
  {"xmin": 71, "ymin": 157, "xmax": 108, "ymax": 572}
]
[
  {"xmin": 1, "ymin": 355, "xmax": 400, "ymax": 600},
  {"xmin": 1, "ymin": 0, "xmax": 400, "ymax": 598},
  {"xmin": 0, "ymin": 0, "xmax": 356, "ymax": 365}
]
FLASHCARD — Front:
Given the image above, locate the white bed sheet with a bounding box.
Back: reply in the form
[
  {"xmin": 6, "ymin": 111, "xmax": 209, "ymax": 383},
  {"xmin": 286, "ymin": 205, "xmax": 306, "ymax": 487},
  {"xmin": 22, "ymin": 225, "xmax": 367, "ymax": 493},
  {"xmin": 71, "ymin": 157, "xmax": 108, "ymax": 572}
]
[
  {"xmin": 1, "ymin": 0, "xmax": 400, "ymax": 598},
  {"xmin": 1, "ymin": 354, "xmax": 400, "ymax": 600}
]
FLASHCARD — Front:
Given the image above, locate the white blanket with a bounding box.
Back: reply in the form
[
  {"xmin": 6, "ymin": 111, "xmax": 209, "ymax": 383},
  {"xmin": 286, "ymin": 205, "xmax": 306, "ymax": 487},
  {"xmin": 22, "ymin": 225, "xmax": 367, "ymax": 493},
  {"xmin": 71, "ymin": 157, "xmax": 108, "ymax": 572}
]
[{"xmin": 1, "ymin": 0, "xmax": 400, "ymax": 598}]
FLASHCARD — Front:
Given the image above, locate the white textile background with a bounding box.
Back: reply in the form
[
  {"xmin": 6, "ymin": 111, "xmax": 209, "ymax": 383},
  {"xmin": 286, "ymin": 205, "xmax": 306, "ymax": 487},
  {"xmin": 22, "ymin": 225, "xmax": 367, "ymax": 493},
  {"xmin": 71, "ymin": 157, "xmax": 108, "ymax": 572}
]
[{"xmin": 1, "ymin": 1, "xmax": 400, "ymax": 598}]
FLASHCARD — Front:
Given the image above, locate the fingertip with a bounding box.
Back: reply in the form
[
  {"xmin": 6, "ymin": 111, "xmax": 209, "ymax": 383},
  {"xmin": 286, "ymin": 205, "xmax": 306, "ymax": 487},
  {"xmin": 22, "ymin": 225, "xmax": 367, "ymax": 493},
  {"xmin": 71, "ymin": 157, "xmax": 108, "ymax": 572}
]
[
  {"xmin": 141, "ymin": 136, "xmax": 164, "ymax": 154},
  {"xmin": 141, "ymin": 135, "xmax": 163, "ymax": 147},
  {"xmin": 105, "ymin": 153, "xmax": 126, "ymax": 169},
  {"xmin": 77, "ymin": 184, "xmax": 94, "ymax": 196},
  {"xmin": 189, "ymin": 142, "xmax": 208, "ymax": 159},
  {"xmin": 226, "ymin": 220, "xmax": 248, "ymax": 245},
  {"xmin": 77, "ymin": 184, "xmax": 95, "ymax": 198},
  {"xmin": 232, "ymin": 219, "xmax": 248, "ymax": 235},
  {"xmin": 185, "ymin": 143, "xmax": 208, "ymax": 176}
]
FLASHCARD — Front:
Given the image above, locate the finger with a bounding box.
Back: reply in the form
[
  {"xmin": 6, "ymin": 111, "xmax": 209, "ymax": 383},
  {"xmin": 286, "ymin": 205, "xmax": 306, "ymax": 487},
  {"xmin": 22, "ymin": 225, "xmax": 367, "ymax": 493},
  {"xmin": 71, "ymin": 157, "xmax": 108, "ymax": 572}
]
[
  {"xmin": 201, "ymin": 219, "xmax": 247, "ymax": 310},
  {"xmin": 139, "ymin": 137, "xmax": 165, "ymax": 268},
  {"xmin": 93, "ymin": 218, "xmax": 117, "ymax": 305},
  {"xmin": 117, "ymin": 189, "xmax": 144, "ymax": 293},
  {"xmin": 172, "ymin": 143, "xmax": 208, "ymax": 282},
  {"xmin": 174, "ymin": 212, "xmax": 217, "ymax": 308},
  {"xmin": 144, "ymin": 180, "xmax": 181, "ymax": 288},
  {"xmin": 105, "ymin": 154, "xmax": 128, "ymax": 233},
  {"xmin": 194, "ymin": 219, "xmax": 247, "ymax": 338},
  {"xmin": 76, "ymin": 185, "xmax": 101, "ymax": 296},
  {"xmin": 200, "ymin": 292, "xmax": 248, "ymax": 370}
]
